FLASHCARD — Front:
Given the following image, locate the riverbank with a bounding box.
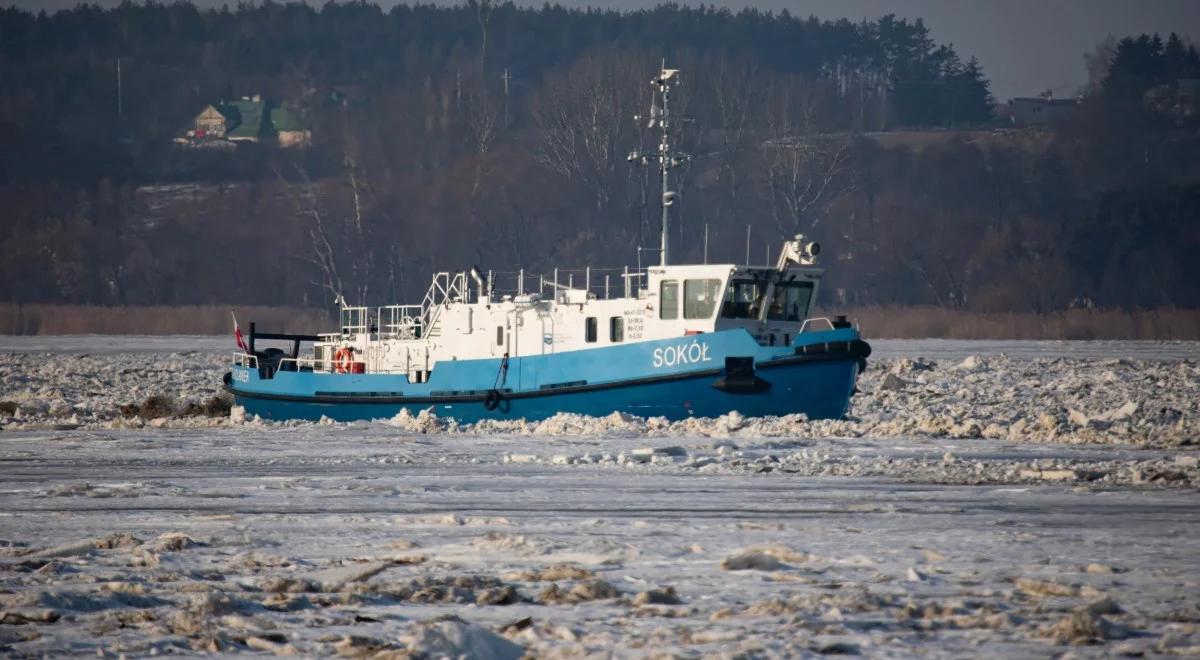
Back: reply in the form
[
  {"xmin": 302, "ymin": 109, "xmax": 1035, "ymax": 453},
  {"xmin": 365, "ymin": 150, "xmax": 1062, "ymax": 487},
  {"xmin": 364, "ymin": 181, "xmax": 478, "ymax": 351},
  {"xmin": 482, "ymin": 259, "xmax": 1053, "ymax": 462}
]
[
  {"xmin": 0, "ymin": 304, "xmax": 332, "ymax": 336},
  {"xmin": 2, "ymin": 303, "xmax": 1199, "ymax": 339},
  {"xmin": 832, "ymin": 306, "xmax": 1200, "ymax": 340}
]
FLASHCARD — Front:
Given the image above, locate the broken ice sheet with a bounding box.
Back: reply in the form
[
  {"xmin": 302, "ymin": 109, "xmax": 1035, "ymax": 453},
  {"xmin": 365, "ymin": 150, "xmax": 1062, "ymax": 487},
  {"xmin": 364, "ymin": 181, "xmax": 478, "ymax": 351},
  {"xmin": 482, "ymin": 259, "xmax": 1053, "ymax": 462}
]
[{"xmin": 0, "ymin": 337, "xmax": 1197, "ymax": 655}]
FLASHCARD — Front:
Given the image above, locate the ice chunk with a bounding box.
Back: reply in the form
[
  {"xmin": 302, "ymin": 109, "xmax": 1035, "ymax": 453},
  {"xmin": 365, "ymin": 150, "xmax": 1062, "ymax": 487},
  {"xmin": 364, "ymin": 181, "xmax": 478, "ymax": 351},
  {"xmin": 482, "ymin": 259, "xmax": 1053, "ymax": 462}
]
[
  {"xmin": 633, "ymin": 586, "xmax": 681, "ymax": 606},
  {"xmin": 721, "ymin": 550, "xmax": 786, "ymax": 571},
  {"xmin": 1015, "ymin": 577, "xmax": 1078, "ymax": 597},
  {"xmin": 956, "ymin": 355, "xmax": 985, "ymax": 370},
  {"xmin": 1041, "ymin": 609, "xmax": 1125, "ymax": 644},
  {"xmin": 568, "ymin": 579, "xmax": 620, "ymax": 602},
  {"xmin": 879, "ymin": 373, "xmax": 910, "ymax": 391},
  {"xmin": 308, "ymin": 560, "xmax": 392, "ymax": 591},
  {"xmin": 403, "ymin": 618, "xmax": 524, "ymax": 660}
]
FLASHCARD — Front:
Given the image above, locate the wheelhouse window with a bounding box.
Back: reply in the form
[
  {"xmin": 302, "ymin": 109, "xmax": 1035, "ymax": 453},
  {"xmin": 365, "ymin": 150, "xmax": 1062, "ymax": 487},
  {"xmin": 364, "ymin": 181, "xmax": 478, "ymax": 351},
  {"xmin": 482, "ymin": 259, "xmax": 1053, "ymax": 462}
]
[
  {"xmin": 721, "ymin": 279, "xmax": 763, "ymax": 319},
  {"xmin": 659, "ymin": 280, "xmax": 679, "ymax": 320},
  {"xmin": 684, "ymin": 279, "xmax": 723, "ymax": 319},
  {"xmin": 496, "ymin": 326, "xmax": 504, "ymax": 346},
  {"xmin": 609, "ymin": 316, "xmax": 624, "ymax": 342},
  {"xmin": 585, "ymin": 317, "xmax": 598, "ymax": 343},
  {"xmin": 767, "ymin": 281, "xmax": 815, "ymax": 322}
]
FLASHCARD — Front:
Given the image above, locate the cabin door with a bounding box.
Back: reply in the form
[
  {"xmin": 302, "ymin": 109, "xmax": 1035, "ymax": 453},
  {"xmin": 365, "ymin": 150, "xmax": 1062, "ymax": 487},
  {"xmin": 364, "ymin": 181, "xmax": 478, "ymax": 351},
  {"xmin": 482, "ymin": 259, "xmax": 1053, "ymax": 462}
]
[{"xmin": 536, "ymin": 307, "xmax": 554, "ymax": 355}]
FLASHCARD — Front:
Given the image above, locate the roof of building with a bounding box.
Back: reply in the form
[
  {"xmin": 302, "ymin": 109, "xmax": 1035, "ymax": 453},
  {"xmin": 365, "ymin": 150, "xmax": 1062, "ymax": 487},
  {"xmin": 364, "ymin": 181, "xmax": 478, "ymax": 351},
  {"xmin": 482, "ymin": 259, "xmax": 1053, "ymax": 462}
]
[
  {"xmin": 197, "ymin": 104, "xmax": 225, "ymax": 119},
  {"xmin": 270, "ymin": 106, "xmax": 304, "ymax": 132},
  {"xmin": 1011, "ymin": 97, "xmax": 1080, "ymax": 106},
  {"xmin": 218, "ymin": 99, "xmax": 266, "ymax": 138}
]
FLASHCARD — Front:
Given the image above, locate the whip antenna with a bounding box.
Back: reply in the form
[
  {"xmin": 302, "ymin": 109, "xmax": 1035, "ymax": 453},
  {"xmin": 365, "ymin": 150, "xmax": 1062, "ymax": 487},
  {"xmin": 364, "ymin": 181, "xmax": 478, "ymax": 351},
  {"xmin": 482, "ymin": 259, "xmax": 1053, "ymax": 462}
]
[{"xmin": 628, "ymin": 62, "xmax": 689, "ymax": 266}]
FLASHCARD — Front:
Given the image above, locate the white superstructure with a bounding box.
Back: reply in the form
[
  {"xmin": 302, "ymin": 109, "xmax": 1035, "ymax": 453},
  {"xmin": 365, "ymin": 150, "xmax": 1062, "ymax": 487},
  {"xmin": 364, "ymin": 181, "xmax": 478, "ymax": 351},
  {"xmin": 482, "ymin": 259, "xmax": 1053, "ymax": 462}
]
[{"xmin": 309, "ymin": 236, "xmax": 823, "ymax": 380}]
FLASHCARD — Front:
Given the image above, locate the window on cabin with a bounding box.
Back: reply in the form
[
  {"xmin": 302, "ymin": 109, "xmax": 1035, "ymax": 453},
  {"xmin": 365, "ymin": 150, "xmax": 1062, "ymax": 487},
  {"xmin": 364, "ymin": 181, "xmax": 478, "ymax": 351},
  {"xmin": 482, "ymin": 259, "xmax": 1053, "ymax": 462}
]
[
  {"xmin": 721, "ymin": 279, "xmax": 763, "ymax": 319},
  {"xmin": 585, "ymin": 317, "xmax": 598, "ymax": 343},
  {"xmin": 684, "ymin": 279, "xmax": 723, "ymax": 319},
  {"xmin": 610, "ymin": 316, "xmax": 624, "ymax": 342},
  {"xmin": 659, "ymin": 280, "xmax": 679, "ymax": 320},
  {"xmin": 767, "ymin": 281, "xmax": 815, "ymax": 322},
  {"xmin": 496, "ymin": 326, "xmax": 504, "ymax": 346}
]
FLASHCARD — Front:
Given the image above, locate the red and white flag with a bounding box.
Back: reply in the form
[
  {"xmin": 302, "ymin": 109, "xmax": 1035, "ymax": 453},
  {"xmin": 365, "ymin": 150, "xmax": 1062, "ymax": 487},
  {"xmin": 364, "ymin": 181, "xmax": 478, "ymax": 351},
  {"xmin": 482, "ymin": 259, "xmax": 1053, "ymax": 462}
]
[{"xmin": 232, "ymin": 312, "xmax": 249, "ymax": 353}]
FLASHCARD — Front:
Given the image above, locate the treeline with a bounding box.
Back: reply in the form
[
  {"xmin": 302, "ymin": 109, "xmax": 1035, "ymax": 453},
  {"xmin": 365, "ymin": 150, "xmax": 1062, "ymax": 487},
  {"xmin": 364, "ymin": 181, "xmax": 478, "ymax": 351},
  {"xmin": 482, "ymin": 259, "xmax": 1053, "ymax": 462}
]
[{"xmin": 0, "ymin": 2, "xmax": 1197, "ymax": 315}]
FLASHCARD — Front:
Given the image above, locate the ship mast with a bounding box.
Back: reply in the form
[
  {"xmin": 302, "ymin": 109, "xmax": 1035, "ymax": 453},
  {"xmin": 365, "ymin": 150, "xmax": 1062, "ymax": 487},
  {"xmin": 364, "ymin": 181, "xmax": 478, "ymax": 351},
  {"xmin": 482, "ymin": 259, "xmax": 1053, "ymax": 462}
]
[{"xmin": 629, "ymin": 63, "xmax": 688, "ymax": 267}]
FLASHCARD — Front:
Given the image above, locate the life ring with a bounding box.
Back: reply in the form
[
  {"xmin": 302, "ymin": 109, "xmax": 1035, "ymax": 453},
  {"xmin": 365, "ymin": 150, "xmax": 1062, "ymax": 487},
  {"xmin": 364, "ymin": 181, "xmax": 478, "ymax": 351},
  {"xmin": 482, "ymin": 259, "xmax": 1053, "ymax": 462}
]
[{"xmin": 333, "ymin": 347, "xmax": 354, "ymax": 373}]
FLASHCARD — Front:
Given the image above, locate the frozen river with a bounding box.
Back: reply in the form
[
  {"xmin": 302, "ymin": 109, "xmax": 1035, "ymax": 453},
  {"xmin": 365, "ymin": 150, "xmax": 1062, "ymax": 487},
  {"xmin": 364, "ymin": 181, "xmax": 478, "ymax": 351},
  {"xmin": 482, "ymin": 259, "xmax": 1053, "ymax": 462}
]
[
  {"xmin": 2, "ymin": 426, "xmax": 1199, "ymax": 657},
  {"xmin": 2, "ymin": 334, "xmax": 1199, "ymax": 361},
  {"xmin": 0, "ymin": 337, "xmax": 1197, "ymax": 656}
]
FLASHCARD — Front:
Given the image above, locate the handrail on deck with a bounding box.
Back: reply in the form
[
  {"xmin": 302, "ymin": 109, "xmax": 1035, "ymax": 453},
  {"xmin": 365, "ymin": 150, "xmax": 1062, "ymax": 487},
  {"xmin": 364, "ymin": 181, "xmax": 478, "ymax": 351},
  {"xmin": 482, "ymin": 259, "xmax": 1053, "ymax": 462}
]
[
  {"xmin": 339, "ymin": 305, "xmax": 370, "ymax": 334},
  {"xmin": 377, "ymin": 304, "xmax": 424, "ymax": 338},
  {"xmin": 799, "ymin": 317, "xmax": 835, "ymax": 333},
  {"xmin": 276, "ymin": 356, "xmax": 323, "ymax": 372}
]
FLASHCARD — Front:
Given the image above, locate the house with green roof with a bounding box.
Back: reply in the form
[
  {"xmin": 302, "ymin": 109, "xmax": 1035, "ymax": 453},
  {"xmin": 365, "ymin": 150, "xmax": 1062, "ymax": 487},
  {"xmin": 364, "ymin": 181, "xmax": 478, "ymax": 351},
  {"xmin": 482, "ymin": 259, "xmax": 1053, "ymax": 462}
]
[
  {"xmin": 269, "ymin": 106, "xmax": 311, "ymax": 148},
  {"xmin": 178, "ymin": 96, "xmax": 309, "ymax": 148},
  {"xmin": 220, "ymin": 98, "xmax": 268, "ymax": 142}
]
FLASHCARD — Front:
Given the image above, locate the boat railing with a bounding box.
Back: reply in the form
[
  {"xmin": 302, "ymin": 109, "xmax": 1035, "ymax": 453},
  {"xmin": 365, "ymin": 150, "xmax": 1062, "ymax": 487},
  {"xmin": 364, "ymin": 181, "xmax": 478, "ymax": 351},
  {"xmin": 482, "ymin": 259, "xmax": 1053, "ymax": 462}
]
[
  {"xmin": 339, "ymin": 305, "xmax": 370, "ymax": 335},
  {"xmin": 319, "ymin": 266, "xmax": 650, "ymax": 345},
  {"xmin": 377, "ymin": 304, "xmax": 424, "ymax": 339},
  {"xmin": 799, "ymin": 317, "xmax": 835, "ymax": 333},
  {"xmin": 232, "ymin": 352, "xmax": 258, "ymax": 368},
  {"xmin": 488, "ymin": 267, "xmax": 647, "ymax": 301},
  {"xmin": 275, "ymin": 356, "xmax": 323, "ymax": 373}
]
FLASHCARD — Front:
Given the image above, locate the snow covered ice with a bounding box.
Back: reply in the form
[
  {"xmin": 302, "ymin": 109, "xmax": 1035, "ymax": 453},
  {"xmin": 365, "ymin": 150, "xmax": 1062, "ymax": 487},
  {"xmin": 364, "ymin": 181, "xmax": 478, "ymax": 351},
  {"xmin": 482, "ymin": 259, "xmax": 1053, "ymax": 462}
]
[{"xmin": 0, "ymin": 337, "xmax": 1198, "ymax": 656}]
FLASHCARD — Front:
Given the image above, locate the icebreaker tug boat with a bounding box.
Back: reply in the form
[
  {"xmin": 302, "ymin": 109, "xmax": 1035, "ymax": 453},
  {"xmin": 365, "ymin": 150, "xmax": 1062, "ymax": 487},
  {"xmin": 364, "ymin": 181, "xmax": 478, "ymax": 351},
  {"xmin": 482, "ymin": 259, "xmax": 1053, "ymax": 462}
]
[{"xmin": 223, "ymin": 66, "xmax": 871, "ymax": 423}]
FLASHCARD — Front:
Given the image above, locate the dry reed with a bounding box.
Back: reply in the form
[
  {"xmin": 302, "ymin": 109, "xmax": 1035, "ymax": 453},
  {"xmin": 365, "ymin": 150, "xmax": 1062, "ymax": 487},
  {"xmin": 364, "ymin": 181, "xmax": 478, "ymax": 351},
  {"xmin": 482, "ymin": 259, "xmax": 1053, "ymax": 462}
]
[
  {"xmin": 0, "ymin": 304, "xmax": 333, "ymax": 336},
  {"xmin": 2, "ymin": 303, "xmax": 1198, "ymax": 339},
  {"xmin": 825, "ymin": 306, "xmax": 1200, "ymax": 340}
]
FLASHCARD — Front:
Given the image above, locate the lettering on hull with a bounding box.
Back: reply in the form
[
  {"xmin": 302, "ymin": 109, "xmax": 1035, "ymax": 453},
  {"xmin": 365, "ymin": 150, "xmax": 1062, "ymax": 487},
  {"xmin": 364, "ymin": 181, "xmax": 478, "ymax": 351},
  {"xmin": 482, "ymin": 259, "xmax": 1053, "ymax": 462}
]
[{"xmin": 652, "ymin": 340, "xmax": 712, "ymax": 368}]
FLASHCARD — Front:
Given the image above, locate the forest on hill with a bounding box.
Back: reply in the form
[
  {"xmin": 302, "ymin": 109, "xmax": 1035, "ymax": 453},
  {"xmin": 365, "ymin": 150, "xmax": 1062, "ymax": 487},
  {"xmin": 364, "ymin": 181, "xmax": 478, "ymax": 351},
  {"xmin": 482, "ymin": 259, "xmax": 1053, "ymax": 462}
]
[{"xmin": 0, "ymin": 2, "xmax": 1197, "ymax": 313}]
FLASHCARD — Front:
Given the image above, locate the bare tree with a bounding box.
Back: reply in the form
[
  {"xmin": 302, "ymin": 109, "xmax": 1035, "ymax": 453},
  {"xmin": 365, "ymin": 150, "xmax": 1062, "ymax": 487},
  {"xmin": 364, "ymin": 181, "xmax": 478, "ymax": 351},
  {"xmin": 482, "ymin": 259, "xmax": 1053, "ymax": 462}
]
[
  {"xmin": 1083, "ymin": 35, "xmax": 1118, "ymax": 97},
  {"xmin": 760, "ymin": 75, "xmax": 857, "ymax": 236},
  {"xmin": 529, "ymin": 51, "xmax": 644, "ymax": 211},
  {"xmin": 708, "ymin": 57, "xmax": 759, "ymax": 206},
  {"xmin": 274, "ymin": 155, "xmax": 376, "ymax": 305},
  {"xmin": 472, "ymin": 0, "xmax": 493, "ymax": 75},
  {"xmin": 909, "ymin": 250, "xmax": 973, "ymax": 308},
  {"xmin": 458, "ymin": 78, "xmax": 501, "ymax": 196}
]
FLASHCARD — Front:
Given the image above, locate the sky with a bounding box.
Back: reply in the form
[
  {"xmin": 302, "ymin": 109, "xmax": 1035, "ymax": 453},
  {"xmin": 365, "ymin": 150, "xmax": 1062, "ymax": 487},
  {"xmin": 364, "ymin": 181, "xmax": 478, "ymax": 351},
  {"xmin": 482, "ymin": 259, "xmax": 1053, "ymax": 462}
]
[{"xmin": 7, "ymin": 0, "xmax": 1199, "ymax": 101}]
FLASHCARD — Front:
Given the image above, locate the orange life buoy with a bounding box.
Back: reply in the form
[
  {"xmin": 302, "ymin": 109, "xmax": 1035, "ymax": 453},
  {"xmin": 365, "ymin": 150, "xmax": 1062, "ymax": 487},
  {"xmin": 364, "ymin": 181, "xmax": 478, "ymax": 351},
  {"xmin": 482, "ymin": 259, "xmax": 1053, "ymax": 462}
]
[{"xmin": 333, "ymin": 347, "xmax": 354, "ymax": 373}]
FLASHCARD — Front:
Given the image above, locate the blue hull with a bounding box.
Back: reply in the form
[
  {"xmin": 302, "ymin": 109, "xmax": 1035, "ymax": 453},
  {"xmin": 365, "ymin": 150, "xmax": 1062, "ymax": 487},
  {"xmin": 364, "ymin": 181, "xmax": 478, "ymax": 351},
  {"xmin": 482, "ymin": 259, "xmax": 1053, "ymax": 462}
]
[{"xmin": 226, "ymin": 328, "xmax": 868, "ymax": 423}]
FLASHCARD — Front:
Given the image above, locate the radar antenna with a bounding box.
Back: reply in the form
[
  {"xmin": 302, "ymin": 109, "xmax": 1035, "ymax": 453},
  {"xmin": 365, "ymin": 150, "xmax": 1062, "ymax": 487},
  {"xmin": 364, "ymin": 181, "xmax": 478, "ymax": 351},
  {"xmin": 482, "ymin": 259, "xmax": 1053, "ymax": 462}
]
[{"xmin": 628, "ymin": 62, "xmax": 689, "ymax": 267}]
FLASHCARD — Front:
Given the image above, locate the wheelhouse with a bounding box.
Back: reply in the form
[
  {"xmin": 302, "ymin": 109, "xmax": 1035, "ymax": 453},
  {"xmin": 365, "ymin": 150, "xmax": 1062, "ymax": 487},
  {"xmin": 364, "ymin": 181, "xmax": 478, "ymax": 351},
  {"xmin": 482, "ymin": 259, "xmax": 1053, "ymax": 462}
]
[{"xmin": 646, "ymin": 261, "xmax": 822, "ymax": 348}]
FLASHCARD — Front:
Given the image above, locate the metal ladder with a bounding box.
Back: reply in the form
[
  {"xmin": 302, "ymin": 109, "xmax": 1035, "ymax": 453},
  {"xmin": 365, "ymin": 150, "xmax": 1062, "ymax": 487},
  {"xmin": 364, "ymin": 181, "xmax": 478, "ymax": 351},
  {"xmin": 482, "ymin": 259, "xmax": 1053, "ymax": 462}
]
[{"xmin": 417, "ymin": 272, "xmax": 467, "ymax": 339}]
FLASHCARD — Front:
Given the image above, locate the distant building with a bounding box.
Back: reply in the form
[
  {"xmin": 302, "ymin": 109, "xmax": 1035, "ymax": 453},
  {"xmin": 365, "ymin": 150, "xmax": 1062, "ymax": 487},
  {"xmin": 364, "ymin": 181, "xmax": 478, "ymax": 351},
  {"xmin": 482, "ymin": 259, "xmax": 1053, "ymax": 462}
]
[
  {"xmin": 1178, "ymin": 78, "xmax": 1200, "ymax": 102},
  {"xmin": 221, "ymin": 97, "xmax": 268, "ymax": 143},
  {"xmin": 192, "ymin": 104, "xmax": 230, "ymax": 139},
  {"xmin": 176, "ymin": 95, "xmax": 309, "ymax": 148},
  {"xmin": 1143, "ymin": 78, "xmax": 1200, "ymax": 118},
  {"xmin": 1008, "ymin": 94, "xmax": 1081, "ymax": 127},
  {"xmin": 269, "ymin": 106, "xmax": 312, "ymax": 148}
]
